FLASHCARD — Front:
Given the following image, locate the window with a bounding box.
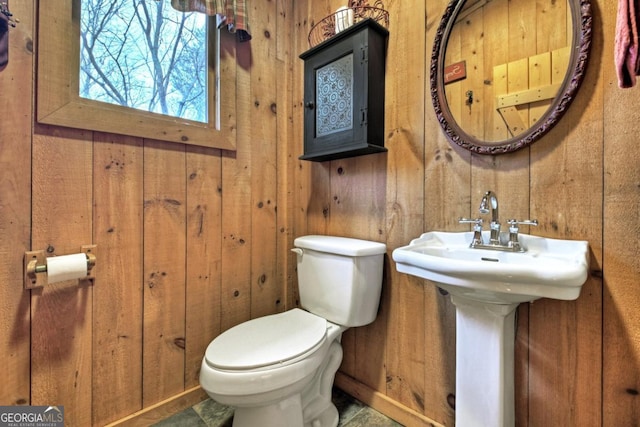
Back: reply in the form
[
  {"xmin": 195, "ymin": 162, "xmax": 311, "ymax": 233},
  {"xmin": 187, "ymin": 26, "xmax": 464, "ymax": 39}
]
[
  {"xmin": 37, "ymin": 0, "xmax": 236, "ymax": 150},
  {"xmin": 80, "ymin": 0, "xmax": 207, "ymax": 123}
]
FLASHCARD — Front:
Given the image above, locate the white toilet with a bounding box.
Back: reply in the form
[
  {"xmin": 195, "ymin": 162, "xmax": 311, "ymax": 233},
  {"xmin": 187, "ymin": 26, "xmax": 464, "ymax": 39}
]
[{"xmin": 199, "ymin": 235, "xmax": 386, "ymax": 427}]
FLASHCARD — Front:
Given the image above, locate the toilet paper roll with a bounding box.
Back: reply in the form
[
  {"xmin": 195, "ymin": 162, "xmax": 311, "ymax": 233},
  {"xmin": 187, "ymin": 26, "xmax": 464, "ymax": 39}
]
[{"xmin": 46, "ymin": 253, "xmax": 88, "ymax": 283}]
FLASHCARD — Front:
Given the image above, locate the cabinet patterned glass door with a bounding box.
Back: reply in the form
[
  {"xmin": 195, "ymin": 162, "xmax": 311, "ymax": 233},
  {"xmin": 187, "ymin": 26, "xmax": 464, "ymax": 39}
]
[{"xmin": 316, "ymin": 54, "xmax": 354, "ymax": 138}]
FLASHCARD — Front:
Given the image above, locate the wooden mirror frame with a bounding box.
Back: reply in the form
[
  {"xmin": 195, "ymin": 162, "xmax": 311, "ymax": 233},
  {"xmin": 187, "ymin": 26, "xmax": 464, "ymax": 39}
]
[
  {"xmin": 37, "ymin": 0, "xmax": 236, "ymax": 151},
  {"xmin": 430, "ymin": 0, "xmax": 592, "ymax": 154}
]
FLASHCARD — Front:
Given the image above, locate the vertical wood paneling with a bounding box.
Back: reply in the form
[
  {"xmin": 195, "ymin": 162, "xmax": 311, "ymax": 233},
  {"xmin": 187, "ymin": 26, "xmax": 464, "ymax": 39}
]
[
  {"xmin": 31, "ymin": 126, "xmax": 93, "ymax": 427},
  {"xmin": 275, "ymin": 0, "xmax": 296, "ymax": 313},
  {"xmin": 458, "ymin": 8, "xmax": 484, "ymax": 139},
  {"xmin": 424, "ymin": 1, "xmax": 465, "ymax": 425},
  {"xmin": 382, "ymin": 0, "xmax": 427, "ymax": 417},
  {"xmin": 92, "ymin": 134, "xmax": 144, "ymax": 425},
  {"xmin": 0, "ymin": 0, "xmax": 33, "ymax": 407},
  {"xmin": 529, "ymin": 133, "xmax": 604, "ymax": 425},
  {"xmin": 484, "ymin": 0, "xmax": 509, "ymax": 143},
  {"xmin": 328, "ymin": 159, "xmax": 360, "ymax": 378},
  {"xmin": 528, "ymin": 0, "xmax": 604, "ymax": 423},
  {"xmin": 536, "ymin": 0, "xmax": 568, "ymax": 53},
  {"xmin": 305, "ymin": 162, "xmax": 332, "ymax": 238},
  {"xmin": 249, "ymin": 0, "xmax": 280, "ymax": 320},
  {"xmin": 142, "ymin": 141, "xmax": 187, "ymax": 406},
  {"xmin": 602, "ymin": 0, "xmax": 640, "ymax": 424},
  {"xmin": 350, "ymin": 156, "xmax": 387, "ymax": 391},
  {"xmin": 220, "ymin": 32, "xmax": 252, "ymax": 331},
  {"xmin": 509, "ymin": 59, "xmax": 532, "ymax": 127},
  {"xmin": 185, "ymin": 146, "xmax": 222, "ymax": 388},
  {"xmin": 508, "ymin": 0, "xmax": 537, "ymax": 61},
  {"xmin": 327, "ymin": 154, "xmax": 387, "ymax": 385},
  {"xmin": 300, "ymin": 0, "xmax": 333, "ymax": 249},
  {"xmin": 290, "ymin": 0, "xmax": 311, "ymax": 309},
  {"xmin": 528, "ymin": 52, "xmax": 552, "ymax": 126}
]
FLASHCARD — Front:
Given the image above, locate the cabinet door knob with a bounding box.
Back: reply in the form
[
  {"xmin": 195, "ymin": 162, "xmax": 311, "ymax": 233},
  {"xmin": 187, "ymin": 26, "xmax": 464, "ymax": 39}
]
[{"xmin": 305, "ymin": 101, "xmax": 314, "ymax": 109}]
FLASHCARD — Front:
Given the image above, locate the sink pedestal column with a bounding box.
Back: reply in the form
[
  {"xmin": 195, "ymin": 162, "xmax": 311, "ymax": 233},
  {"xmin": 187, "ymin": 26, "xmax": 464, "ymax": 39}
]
[{"xmin": 449, "ymin": 294, "xmax": 519, "ymax": 427}]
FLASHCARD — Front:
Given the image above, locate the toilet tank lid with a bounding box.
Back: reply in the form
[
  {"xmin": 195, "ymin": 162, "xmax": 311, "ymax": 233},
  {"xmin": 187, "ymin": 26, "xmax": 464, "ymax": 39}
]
[{"xmin": 294, "ymin": 235, "xmax": 387, "ymax": 256}]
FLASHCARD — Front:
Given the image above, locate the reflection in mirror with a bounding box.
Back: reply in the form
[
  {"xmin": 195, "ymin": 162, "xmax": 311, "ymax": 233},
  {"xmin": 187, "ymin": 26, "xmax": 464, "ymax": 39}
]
[
  {"xmin": 431, "ymin": 0, "xmax": 592, "ymax": 154},
  {"xmin": 445, "ymin": 0, "xmax": 571, "ymax": 143},
  {"xmin": 80, "ymin": 0, "xmax": 208, "ymax": 123}
]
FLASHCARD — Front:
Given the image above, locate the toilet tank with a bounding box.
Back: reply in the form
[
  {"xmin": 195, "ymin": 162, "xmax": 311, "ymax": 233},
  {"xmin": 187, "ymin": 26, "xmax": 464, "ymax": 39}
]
[{"xmin": 293, "ymin": 235, "xmax": 386, "ymax": 327}]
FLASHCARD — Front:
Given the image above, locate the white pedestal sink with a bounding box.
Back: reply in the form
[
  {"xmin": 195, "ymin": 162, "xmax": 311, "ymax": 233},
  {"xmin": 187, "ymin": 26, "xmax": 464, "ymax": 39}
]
[{"xmin": 392, "ymin": 231, "xmax": 589, "ymax": 427}]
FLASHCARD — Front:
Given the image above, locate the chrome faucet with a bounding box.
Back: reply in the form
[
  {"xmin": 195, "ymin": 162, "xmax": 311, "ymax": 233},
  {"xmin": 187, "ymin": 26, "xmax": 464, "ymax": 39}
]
[
  {"xmin": 458, "ymin": 190, "xmax": 538, "ymax": 252},
  {"xmin": 479, "ymin": 191, "xmax": 501, "ymax": 245}
]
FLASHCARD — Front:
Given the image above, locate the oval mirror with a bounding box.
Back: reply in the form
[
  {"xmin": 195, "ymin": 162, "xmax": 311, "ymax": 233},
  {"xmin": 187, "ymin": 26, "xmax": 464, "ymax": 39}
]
[{"xmin": 431, "ymin": 0, "xmax": 592, "ymax": 154}]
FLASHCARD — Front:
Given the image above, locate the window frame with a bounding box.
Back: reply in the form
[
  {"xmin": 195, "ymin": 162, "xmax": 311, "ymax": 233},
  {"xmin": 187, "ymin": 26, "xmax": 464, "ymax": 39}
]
[{"xmin": 37, "ymin": 0, "xmax": 236, "ymax": 151}]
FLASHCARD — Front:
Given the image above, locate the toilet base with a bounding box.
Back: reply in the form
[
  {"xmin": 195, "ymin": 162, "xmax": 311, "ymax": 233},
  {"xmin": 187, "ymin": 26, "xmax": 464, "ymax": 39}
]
[
  {"xmin": 305, "ymin": 403, "xmax": 338, "ymax": 427},
  {"xmin": 301, "ymin": 341, "xmax": 342, "ymax": 427},
  {"xmin": 231, "ymin": 395, "xmax": 339, "ymax": 427},
  {"xmin": 227, "ymin": 339, "xmax": 344, "ymax": 427},
  {"xmin": 233, "ymin": 394, "xmax": 304, "ymax": 427}
]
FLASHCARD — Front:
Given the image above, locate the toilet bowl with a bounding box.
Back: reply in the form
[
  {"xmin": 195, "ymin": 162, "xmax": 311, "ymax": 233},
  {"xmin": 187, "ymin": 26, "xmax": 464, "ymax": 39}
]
[
  {"xmin": 200, "ymin": 309, "xmax": 346, "ymax": 427},
  {"xmin": 199, "ymin": 235, "xmax": 386, "ymax": 427}
]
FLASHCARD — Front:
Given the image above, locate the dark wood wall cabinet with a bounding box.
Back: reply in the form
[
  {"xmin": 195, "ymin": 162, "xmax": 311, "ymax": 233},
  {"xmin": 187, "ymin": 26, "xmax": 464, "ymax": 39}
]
[{"xmin": 299, "ymin": 19, "xmax": 388, "ymax": 162}]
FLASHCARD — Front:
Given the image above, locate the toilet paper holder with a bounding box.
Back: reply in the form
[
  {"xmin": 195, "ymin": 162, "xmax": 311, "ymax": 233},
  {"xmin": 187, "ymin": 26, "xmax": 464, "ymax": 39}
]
[{"xmin": 24, "ymin": 245, "xmax": 97, "ymax": 289}]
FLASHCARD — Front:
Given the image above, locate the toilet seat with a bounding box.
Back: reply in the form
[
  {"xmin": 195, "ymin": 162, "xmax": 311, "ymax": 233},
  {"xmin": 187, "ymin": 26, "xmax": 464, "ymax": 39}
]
[{"xmin": 205, "ymin": 308, "xmax": 327, "ymax": 371}]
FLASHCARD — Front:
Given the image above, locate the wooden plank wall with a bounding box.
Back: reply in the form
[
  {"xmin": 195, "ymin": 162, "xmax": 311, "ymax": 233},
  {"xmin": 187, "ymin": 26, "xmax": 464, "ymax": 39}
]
[
  {"xmin": 602, "ymin": 0, "xmax": 640, "ymax": 424},
  {"xmin": 295, "ymin": 0, "xmax": 637, "ymax": 426},
  {"xmin": 0, "ymin": 0, "xmax": 34, "ymax": 410},
  {"xmin": 0, "ymin": 1, "xmax": 295, "ymax": 426},
  {"xmin": 1, "ymin": 0, "xmax": 639, "ymax": 426}
]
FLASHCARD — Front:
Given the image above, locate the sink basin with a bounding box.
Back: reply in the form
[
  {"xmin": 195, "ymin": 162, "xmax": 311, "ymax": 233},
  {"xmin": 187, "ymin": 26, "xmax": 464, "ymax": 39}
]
[{"xmin": 392, "ymin": 230, "xmax": 589, "ymax": 304}]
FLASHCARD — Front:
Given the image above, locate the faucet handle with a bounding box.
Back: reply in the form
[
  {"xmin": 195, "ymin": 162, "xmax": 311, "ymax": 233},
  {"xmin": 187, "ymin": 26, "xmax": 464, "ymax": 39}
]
[
  {"xmin": 459, "ymin": 217, "xmax": 484, "ymax": 246},
  {"xmin": 507, "ymin": 219, "xmax": 538, "ymax": 228},
  {"xmin": 506, "ymin": 219, "xmax": 538, "ymax": 251},
  {"xmin": 459, "ymin": 217, "xmax": 483, "ymax": 227},
  {"xmin": 507, "ymin": 219, "xmax": 538, "ymax": 235},
  {"xmin": 459, "ymin": 217, "xmax": 482, "ymax": 223}
]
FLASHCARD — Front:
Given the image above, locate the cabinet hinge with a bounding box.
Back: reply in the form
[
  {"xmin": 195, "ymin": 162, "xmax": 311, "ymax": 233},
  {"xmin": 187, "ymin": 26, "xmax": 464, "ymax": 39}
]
[
  {"xmin": 361, "ymin": 45, "xmax": 368, "ymax": 63},
  {"xmin": 360, "ymin": 108, "xmax": 368, "ymax": 126}
]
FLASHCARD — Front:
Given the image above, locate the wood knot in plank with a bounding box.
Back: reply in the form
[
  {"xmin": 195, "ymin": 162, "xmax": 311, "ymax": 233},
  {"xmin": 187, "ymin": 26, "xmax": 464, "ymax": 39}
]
[{"xmin": 174, "ymin": 337, "xmax": 186, "ymax": 349}]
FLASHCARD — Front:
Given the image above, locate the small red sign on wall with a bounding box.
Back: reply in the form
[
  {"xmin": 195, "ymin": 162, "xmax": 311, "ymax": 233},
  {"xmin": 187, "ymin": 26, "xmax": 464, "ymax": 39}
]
[{"xmin": 444, "ymin": 61, "xmax": 467, "ymax": 84}]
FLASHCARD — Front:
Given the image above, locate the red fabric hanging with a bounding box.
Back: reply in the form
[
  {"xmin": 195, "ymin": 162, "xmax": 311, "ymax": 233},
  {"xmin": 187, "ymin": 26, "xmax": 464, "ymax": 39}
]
[{"xmin": 615, "ymin": 0, "xmax": 640, "ymax": 88}]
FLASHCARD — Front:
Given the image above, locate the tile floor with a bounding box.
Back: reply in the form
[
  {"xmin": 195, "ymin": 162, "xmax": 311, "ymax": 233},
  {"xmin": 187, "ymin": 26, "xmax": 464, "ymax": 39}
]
[{"xmin": 154, "ymin": 388, "xmax": 403, "ymax": 426}]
